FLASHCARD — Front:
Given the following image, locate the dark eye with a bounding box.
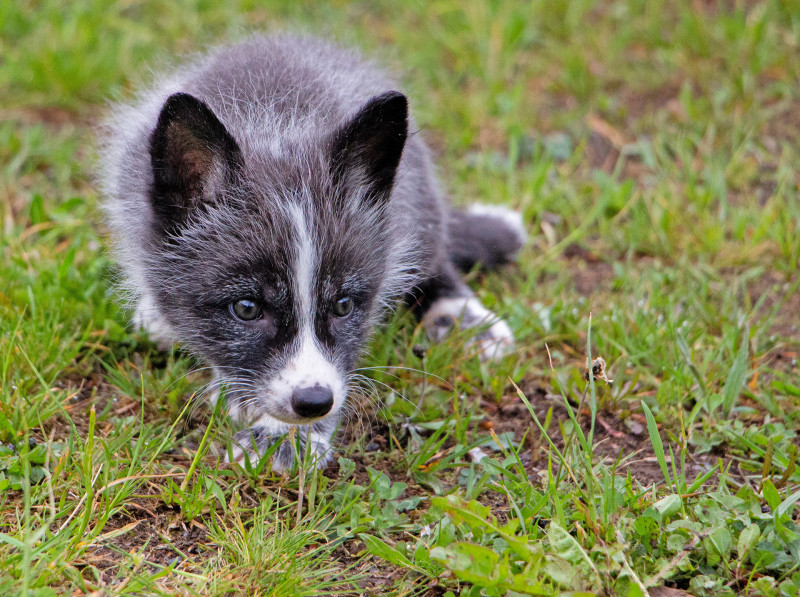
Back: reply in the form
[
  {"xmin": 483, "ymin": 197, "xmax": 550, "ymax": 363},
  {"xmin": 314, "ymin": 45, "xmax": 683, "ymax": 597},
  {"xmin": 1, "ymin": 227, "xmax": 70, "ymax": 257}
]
[
  {"xmin": 332, "ymin": 296, "xmax": 353, "ymax": 318},
  {"xmin": 231, "ymin": 299, "xmax": 262, "ymax": 321}
]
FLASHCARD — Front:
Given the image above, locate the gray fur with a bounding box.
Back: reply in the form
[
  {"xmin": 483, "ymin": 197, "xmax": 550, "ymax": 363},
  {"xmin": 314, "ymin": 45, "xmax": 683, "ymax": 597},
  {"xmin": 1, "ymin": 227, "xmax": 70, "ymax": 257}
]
[{"xmin": 97, "ymin": 34, "xmax": 524, "ymax": 471}]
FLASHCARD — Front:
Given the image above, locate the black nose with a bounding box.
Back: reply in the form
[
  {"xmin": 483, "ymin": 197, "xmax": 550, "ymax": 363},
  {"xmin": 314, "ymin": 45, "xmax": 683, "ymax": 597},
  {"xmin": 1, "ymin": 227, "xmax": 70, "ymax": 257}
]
[{"xmin": 291, "ymin": 385, "xmax": 334, "ymax": 419}]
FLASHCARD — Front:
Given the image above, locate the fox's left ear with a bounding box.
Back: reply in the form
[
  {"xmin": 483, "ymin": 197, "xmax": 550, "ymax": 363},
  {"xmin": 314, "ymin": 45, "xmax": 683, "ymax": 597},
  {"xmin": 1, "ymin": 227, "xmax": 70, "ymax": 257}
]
[
  {"xmin": 330, "ymin": 91, "xmax": 408, "ymax": 207},
  {"xmin": 149, "ymin": 93, "xmax": 242, "ymax": 229}
]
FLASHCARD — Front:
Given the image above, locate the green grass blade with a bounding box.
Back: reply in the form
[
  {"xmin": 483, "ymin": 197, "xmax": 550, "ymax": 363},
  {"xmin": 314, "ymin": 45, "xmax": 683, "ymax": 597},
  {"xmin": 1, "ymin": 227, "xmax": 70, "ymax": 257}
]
[
  {"xmin": 721, "ymin": 327, "xmax": 749, "ymax": 418},
  {"xmin": 641, "ymin": 401, "xmax": 671, "ymax": 488}
]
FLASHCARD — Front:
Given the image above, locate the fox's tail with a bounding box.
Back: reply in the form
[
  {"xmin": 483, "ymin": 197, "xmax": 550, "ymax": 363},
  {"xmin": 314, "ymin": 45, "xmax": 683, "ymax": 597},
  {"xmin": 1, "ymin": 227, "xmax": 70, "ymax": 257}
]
[{"xmin": 447, "ymin": 204, "xmax": 527, "ymax": 272}]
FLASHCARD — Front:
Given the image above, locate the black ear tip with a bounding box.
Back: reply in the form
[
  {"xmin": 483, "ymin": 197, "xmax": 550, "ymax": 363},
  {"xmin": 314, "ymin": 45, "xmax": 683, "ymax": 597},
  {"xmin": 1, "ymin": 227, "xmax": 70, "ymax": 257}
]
[
  {"xmin": 159, "ymin": 92, "xmax": 204, "ymax": 119},
  {"xmin": 375, "ymin": 90, "xmax": 408, "ymax": 119},
  {"xmin": 164, "ymin": 92, "xmax": 196, "ymax": 104},
  {"xmin": 379, "ymin": 90, "xmax": 407, "ymax": 104}
]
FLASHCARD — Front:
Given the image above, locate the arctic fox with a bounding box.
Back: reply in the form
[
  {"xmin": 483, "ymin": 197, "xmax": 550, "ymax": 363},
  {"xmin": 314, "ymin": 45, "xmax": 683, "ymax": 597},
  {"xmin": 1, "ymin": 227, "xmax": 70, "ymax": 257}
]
[{"xmin": 98, "ymin": 35, "xmax": 526, "ymax": 470}]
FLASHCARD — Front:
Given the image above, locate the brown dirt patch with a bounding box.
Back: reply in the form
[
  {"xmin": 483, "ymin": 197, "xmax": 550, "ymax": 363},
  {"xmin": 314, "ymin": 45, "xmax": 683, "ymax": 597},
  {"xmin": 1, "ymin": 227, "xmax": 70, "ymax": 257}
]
[
  {"xmin": 759, "ymin": 95, "xmax": 800, "ymax": 154},
  {"xmin": 615, "ymin": 82, "xmax": 684, "ymax": 126},
  {"xmin": 337, "ymin": 376, "xmax": 682, "ymax": 492},
  {"xmin": 81, "ymin": 500, "xmax": 212, "ymax": 581},
  {"xmin": 560, "ymin": 247, "xmax": 616, "ymax": 296},
  {"xmin": 748, "ymin": 270, "xmax": 800, "ymax": 341},
  {"xmin": 482, "ymin": 382, "xmax": 672, "ymax": 486}
]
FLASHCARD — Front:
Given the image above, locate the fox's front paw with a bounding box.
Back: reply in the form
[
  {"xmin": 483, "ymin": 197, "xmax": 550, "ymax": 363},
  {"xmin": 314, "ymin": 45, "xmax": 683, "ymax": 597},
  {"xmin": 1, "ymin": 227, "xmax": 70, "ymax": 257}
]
[
  {"xmin": 226, "ymin": 424, "xmax": 334, "ymax": 472},
  {"xmin": 422, "ymin": 296, "xmax": 514, "ymax": 361}
]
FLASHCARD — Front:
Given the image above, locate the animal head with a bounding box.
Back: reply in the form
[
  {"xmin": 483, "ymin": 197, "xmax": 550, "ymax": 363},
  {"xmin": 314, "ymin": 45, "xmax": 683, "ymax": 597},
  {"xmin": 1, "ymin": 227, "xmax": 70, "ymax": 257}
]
[{"xmin": 143, "ymin": 90, "xmax": 409, "ymax": 425}]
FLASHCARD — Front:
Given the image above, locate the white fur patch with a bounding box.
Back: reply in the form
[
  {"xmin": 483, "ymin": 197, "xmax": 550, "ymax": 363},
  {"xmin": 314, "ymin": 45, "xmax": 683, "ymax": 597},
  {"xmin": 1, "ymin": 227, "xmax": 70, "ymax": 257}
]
[
  {"xmin": 133, "ymin": 293, "xmax": 175, "ymax": 349},
  {"xmin": 467, "ymin": 203, "xmax": 527, "ymax": 254},
  {"xmin": 267, "ymin": 330, "xmax": 346, "ymax": 424},
  {"xmin": 422, "ymin": 295, "xmax": 514, "ymax": 361},
  {"xmin": 289, "ymin": 203, "xmax": 315, "ymax": 316},
  {"xmin": 259, "ymin": 203, "xmax": 346, "ymax": 424}
]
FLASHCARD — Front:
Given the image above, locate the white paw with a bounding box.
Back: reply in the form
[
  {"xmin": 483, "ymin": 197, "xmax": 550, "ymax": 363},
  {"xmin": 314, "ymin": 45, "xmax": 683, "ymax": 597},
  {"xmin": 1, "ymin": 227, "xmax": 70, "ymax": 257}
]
[
  {"xmin": 422, "ymin": 296, "xmax": 514, "ymax": 361},
  {"xmin": 226, "ymin": 421, "xmax": 334, "ymax": 472}
]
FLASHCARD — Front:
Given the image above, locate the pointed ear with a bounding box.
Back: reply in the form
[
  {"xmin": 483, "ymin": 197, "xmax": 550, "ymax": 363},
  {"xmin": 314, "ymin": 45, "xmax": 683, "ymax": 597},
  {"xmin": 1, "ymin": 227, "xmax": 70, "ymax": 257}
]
[
  {"xmin": 330, "ymin": 91, "xmax": 408, "ymax": 206},
  {"xmin": 149, "ymin": 93, "xmax": 242, "ymax": 227}
]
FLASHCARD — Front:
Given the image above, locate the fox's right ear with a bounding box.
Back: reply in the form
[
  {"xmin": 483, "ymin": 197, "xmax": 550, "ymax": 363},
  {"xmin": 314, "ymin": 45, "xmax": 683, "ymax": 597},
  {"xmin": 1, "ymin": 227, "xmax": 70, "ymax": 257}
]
[{"xmin": 149, "ymin": 93, "xmax": 242, "ymax": 229}]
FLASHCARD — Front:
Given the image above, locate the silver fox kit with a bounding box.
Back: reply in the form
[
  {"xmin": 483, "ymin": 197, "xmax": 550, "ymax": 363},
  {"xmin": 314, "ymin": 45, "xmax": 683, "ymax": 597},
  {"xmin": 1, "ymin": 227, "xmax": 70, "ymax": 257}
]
[{"xmin": 98, "ymin": 35, "xmax": 525, "ymax": 470}]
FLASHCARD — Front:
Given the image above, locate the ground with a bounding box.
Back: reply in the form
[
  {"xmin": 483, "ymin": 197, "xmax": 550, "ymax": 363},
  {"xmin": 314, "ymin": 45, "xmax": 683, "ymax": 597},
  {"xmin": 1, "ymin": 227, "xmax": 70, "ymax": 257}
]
[{"xmin": 1, "ymin": 1, "xmax": 799, "ymax": 596}]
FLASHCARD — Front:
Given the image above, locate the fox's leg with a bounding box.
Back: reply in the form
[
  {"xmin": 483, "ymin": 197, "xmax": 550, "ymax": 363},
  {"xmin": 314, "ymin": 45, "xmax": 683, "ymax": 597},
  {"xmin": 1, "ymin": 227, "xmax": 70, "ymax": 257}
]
[
  {"xmin": 408, "ymin": 202, "xmax": 527, "ymax": 359},
  {"xmin": 409, "ymin": 261, "xmax": 514, "ymax": 361},
  {"xmin": 225, "ymin": 415, "xmax": 339, "ymax": 472}
]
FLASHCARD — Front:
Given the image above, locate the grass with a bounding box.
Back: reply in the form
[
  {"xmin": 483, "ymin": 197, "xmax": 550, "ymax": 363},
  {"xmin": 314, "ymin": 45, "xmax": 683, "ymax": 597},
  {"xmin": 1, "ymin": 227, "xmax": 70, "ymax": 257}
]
[{"xmin": 1, "ymin": 0, "xmax": 799, "ymax": 594}]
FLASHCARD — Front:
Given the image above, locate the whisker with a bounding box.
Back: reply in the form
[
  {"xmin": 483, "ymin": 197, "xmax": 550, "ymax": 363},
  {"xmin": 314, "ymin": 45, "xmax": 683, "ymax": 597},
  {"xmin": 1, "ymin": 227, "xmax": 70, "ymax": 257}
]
[
  {"xmin": 352, "ymin": 366, "xmax": 453, "ymax": 390},
  {"xmin": 346, "ymin": 373, "xmax": 422, "ymax": 417}
]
